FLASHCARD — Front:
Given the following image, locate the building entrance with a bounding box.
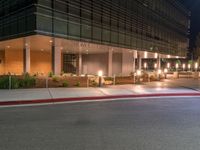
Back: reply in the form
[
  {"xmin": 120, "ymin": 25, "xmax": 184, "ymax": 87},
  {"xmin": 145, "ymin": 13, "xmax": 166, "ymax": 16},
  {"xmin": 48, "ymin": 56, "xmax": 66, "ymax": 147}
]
[{"xmin": 63, "ymin": 54, "xmax": 77, "ymax": 74}]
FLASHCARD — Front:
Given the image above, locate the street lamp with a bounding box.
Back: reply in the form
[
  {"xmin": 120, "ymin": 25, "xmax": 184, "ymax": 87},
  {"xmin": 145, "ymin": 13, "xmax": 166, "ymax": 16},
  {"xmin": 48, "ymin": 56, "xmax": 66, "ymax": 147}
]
[
  {"xmin": 167, "ymin": 63, "xmax": 170, "ymax": 69},
  {"xmin": 98, "ymin": 70, "xmax": 103, "ymax": 87},
  {"xmin": 154, "ymin": 63, "xmax": 157, "ymax": 70},
  {"xmin": 157, "ymin": 69, "xmax": 162, "ymax": 81},
  {"xmin": 182, "ymin": 64, "xmax": 186, "ymax": 71},
  {"xmin": 188, "ymin": 64, "xmax": 191, "ymax": 71},
  {"xmin": 136, "ymin": 70, "xmax": 141, "ymax": 83},
  {"xmin": 164, "ymin": 68, "xmax": 168, "ymax": 79},
  {"xmin": 195, "ymin": 62, "xmax": 198, "ymax": 71},
  {"xmin": 144, "ymin": 62, "xmax": 147, "ymax": 70},
  {"xmin": 176, "ymin": 63, "xmax": 179, "ymax": 71}
]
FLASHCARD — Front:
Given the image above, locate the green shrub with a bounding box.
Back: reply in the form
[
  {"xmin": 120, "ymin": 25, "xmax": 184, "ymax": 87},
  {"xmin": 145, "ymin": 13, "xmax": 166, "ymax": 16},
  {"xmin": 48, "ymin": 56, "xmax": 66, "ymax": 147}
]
[
  {"xmin": 0, "ymin": 74, "xmax": 36, "ymax": 89},
  {"xmin": 0, "ymin": 76, "xmax": 9, "ymax": 89},
  {"xmin": 48, "ymin": 72, "xmax": 54, "ymax": 77},
  {"xmin": 52, "ymin": 76, "xmax": 60, "ymax": 82},
  {"xmin": 62, "ymin": 81, "xmax": 69, "ymax": 87},
  {"xmin": 21, "ymin": 74, "xmax": 36, "ymax": 88},
  {"xmin": 75, "ymin": 81, "xmax": 80, "ymax": 87},
  {"xmin": 11, "ymin": 76, "xmax": 21, "ymax": 89}
]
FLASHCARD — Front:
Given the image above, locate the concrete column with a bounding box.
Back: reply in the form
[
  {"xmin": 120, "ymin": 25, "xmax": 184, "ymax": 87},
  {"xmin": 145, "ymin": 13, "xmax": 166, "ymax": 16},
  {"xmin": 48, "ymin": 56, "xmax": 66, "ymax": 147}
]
[
  {"xmin": 23, "ymin": 42, "xmax": 30, "ymax": 73},
  {"xmin": 78, "ymin": 53, "xmax": 82, "ymax": 76},
  {"xmin": 108, "ymin": 49, "xmax": 113, "ymax": 76},
  {"xmin": 133, "ymin": 51, "xmax": 136, "ymax": 72},
  {"xmin": 137, "ymin": 52, "xmax": 142, "ymax": 70},
  {"xmin": 122, "ymin": 50, "xmax": 133, "ymax": 76},
  {"xmin": 52, "ymin": 40, "xmax": 61, "ymax": 75},
  {"xmin": 157, "ymin": 55, "xmax": 161, "ymax": 69}
]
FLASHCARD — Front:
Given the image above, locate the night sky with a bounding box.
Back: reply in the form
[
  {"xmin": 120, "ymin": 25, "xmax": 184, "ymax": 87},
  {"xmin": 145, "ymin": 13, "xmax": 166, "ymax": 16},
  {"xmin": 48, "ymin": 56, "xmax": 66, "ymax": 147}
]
[{"xmin": 181, "ymin": 0, "xmax": 200, "ymax": 51}]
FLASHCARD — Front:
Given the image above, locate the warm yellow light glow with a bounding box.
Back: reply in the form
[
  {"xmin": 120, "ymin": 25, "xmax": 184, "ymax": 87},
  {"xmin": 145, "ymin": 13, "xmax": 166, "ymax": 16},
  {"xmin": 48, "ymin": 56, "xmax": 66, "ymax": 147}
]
[
  {"xmin": 158, "ymin": 69, "xmax": 162, "ymax": 74},
  {"xmin": 167, "ymin": 63, "xmax": 170, "ymax": 69},
  {"xmin": 137, "ymin": 70, "xmax": 141, "ymax": 76},
  {"xmin": 164, "ymin": 68, "xmax": 168, "ymax": 73},
  {"xmin": 154, "ymin": 53, "xmax": 158, "ymax": 59},
  {"xmin": 176, "ymin": 63, "xmax": 179, "ymax": 69},
  {"xmin": 182, "ymin": 64, "xmax": 185, "ymax": 69},
  {"xmin": 167, "ymin": 55, "xmax": 171, "ymax": 58},
  {"xmin": 188, "ymin": 64, "xmax": 191, "ymax": 69},
  {"xmin": 154, "ymin": 63, "xmax": 157, "ymax": 69},
  {"xmin": 98, "ymin": 70, "xmax": 103, "ymax": 77},
  {"xmin": 195, "ymin": 62, "xmax": 198, "ymax": 69},
  {"xmin": 144, "ymin": 62, "xmax": 147, "ymax": 69},
  {"xmin": 176, "ymin": 56, "xmax": 179, "ymax": 59},
  {"xmin": 144, "ymin": 51, "xmax": 148, "ymax": 58}
]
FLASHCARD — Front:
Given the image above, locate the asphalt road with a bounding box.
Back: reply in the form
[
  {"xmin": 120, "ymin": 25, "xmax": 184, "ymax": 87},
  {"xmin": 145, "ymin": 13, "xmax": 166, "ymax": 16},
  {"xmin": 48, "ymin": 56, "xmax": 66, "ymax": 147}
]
[{"xmin": 1, "ymin": 97, "xmax": 200, "ymax": 150}]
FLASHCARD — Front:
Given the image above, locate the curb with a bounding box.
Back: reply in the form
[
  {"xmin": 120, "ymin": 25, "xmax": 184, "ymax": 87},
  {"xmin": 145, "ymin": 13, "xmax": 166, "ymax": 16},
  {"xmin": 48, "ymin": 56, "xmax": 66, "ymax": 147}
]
[{"xmin": 0, "ymin": 93, "xmax": 200, "ymax": 106}]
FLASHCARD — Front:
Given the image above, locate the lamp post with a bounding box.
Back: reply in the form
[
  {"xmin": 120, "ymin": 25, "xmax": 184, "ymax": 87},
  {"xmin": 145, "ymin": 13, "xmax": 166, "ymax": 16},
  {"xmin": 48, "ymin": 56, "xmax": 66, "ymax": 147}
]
[
  {"xmin": 164, "ymin": 68, "xmax": 168, "ymax": 79},
  {"xmin": 157, "ymin": 69, "xmax": 162, "ymax": 81},
  {"xmin": 144, "ymin": 62, "xmax": 147, "ymax": 71},
  {"xmin": 176, "ymin": 63, "xmax": 179, "ymax": 71},
  {"xmin": 182, "ymin": 64, "xmax": 186, "ymax": 71},
  {"xmin": 167, "ymin": 63, "xmax": 170, "ymax": 69},
  {"xmin": 195, "ymin": 62, "xmax": 198, "ymax": 72},
  {"xmin": 98, "ymin": 70, "xmax": 103, "ymax": 87},
  {"xmin": 136, "ymin": 70, "xmax": 141, "ymax": 84},
  {"xmin": 154, "ymin": 63, "xmax": 157, "ymax": 70},
  {"xmin": 188, "ymin": 64, "xmax": 191, "ymax": 71}
]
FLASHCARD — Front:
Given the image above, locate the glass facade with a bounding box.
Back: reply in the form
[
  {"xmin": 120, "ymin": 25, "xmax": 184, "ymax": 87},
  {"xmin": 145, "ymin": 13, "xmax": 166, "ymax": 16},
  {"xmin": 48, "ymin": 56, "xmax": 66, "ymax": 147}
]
[
  {"xmin": 0, "ymin": 0, "xmax": 36, "ymax": 40},
  {"xmin": 0, "ymin": 0, "xmax": 189, "ymax": 57}
]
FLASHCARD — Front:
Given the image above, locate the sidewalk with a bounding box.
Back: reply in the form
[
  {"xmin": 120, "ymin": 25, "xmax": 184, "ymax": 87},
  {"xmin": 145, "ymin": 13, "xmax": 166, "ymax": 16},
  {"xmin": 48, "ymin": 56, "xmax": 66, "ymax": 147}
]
[{"xmin": 0, "ymin": 79, "xmax": 200, "ymax": 106}]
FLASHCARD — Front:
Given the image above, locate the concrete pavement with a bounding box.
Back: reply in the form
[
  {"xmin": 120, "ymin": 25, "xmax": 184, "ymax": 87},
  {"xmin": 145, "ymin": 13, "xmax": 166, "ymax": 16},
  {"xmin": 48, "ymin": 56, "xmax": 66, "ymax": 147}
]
[{"xmin": 0, "ymin": 78, "xmax": 200, "ymax": 106}]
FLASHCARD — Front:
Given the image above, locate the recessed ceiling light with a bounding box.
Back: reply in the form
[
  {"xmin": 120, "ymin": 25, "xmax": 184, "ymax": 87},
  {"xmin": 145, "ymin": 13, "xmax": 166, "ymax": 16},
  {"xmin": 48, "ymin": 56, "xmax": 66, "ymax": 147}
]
[
  {"xmin": 49, "ymin": 40, "xmax": 53, "ymax": 43},
  {"xmin": 6, "ymin": 46, "xmax": 10, "ymax": 48},
  {"xmin": 41, "ymin": 49, "xmax": 44, "ymax": 51}
]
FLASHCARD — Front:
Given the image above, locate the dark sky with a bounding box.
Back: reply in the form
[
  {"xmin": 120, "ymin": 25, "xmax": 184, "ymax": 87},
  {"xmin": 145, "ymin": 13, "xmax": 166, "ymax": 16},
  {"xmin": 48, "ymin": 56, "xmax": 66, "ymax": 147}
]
[{"xmin": 180, "ymin": 0, "xmax": 200, "ymax": 50}]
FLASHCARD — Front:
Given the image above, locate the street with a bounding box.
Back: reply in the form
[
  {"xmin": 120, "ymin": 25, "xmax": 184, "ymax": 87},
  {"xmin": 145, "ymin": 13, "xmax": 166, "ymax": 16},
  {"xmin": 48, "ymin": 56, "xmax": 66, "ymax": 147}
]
[{"xmin": 1, "ymin": 97, "xmax": 200, "ymax": 150}]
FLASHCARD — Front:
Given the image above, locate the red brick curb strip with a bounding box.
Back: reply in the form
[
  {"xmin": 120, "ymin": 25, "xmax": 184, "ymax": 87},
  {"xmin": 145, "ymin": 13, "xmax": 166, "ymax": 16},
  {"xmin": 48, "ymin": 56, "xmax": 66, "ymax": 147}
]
[{"xmin": 0, "ymin": 93, "xmax": 200, "ymax": 106}]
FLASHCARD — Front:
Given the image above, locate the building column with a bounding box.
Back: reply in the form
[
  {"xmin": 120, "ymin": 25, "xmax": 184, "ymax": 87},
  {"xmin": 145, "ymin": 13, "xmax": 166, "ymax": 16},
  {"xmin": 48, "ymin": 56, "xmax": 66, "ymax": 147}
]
[
  {"xmin": 52, "ymin": 41, "xmax": 61, "ymax": 75},
  {"xmin": 157, "ymin": 54, "xmax": 161, "ymax": 69},
  {"xmin": 78, "ymin": 53, "xmax": 82, "ymax": 76},
  {"xmin": 137, "ymin": 52, "xmax": 142, "ymax": 70},
  {"xmin": 23, "ymin": 42, "xmax": 30, "ymax": 73},
  {"xmin": 108, "ymin": 49, "xmax": 113, "ymax": 76},
  {"xmin": 133, "ymin": 51, "xmax": 136, "ymax": 72}
]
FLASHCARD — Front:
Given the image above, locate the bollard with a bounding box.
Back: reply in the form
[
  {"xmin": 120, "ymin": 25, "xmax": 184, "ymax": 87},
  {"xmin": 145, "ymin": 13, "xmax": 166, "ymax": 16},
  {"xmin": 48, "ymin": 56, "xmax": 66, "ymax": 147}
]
[
  {"xmin": 113, "ymin": 74, "xmax": 116, "ymax": 85},
  {"xmin": 46, "ymin": 77, "xmax": 48, "ymax": 88},
  {"xmin": 87, "ymin": 77, "xmax": 89, "ymax": 87},
  {"xmin": 98, "ymin": 76, "xmax": 102, "ymax": 87},
  {"xmin": 9, "ymin": 75, "xmax": 11, "ymax": 90}
]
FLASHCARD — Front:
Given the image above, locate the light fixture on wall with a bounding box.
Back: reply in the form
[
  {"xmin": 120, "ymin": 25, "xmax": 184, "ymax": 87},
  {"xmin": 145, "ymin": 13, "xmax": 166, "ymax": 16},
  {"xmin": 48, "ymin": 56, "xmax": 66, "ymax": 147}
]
[
  {"xmin": 154, "ymin": 63, "xmax": 157, "ymax": 69},
  {"xmin": 143, "ymin": 62, "xmax": 147, "ymax": 69},
  {"xmin": 167, "ymin": 63, "xmax": 170, "ymax": 69},
  {"xmin": 144, "ymin": 51, "xmax": 148, "ymax": 58},
  {"xmin": 182, "ymin": 64, "xmax": 186, "ymax": 71},
  {"xmin": 188, "ymin": 64, "xmax": 191, "ymax": 70},
  {"xmin": 154, "ymin": 53, "xmax": 158, "ymax": 59}
]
